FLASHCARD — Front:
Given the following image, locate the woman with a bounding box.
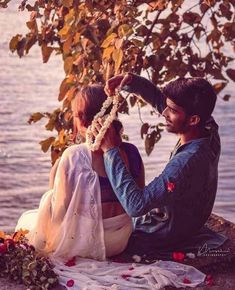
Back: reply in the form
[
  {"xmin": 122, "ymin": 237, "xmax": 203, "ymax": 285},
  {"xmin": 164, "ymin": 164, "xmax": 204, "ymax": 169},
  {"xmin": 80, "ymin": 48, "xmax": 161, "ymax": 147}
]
[{"xmin": 16, "ymin": 85, "xmax": 145, "ymax": 260}]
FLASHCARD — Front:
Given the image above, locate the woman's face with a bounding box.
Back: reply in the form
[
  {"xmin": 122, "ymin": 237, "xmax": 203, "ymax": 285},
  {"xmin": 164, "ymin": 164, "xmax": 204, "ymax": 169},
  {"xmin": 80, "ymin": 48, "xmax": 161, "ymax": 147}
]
[{"xmin": 72, "ymin": 96, "xmax": 87, "ymax": 138}]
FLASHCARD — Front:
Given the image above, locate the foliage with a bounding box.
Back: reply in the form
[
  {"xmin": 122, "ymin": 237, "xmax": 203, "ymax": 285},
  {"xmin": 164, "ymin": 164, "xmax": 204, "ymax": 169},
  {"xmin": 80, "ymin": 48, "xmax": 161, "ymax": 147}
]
[
  {"xmin": 0, "ymin": 230, "xmax": 58, "ymax": 289},
  {"xmin": 2, "ymin": 0, "xmax": 235, "ymax": 157}
]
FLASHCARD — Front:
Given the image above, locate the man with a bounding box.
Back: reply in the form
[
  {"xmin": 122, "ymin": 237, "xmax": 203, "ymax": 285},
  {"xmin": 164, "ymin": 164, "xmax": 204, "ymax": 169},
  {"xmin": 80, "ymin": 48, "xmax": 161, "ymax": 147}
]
[{"xmin": 100, "ymin": 73, "xmax": 220, "ymax": 253}]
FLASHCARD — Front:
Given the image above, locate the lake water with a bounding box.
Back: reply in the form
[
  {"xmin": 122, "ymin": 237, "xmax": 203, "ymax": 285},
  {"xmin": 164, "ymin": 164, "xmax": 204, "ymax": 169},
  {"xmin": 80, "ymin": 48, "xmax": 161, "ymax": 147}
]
[{"xmin": 0, "ymin": 2, "xmax": 235, "ymax": 232}]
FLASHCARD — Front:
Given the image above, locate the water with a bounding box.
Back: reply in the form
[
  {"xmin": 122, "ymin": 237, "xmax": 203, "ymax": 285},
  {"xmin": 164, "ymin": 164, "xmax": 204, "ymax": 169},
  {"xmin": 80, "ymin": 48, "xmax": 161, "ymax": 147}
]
[{"xmin": 0, "ymin": 2, "xmax": 235, "ymax": 232}]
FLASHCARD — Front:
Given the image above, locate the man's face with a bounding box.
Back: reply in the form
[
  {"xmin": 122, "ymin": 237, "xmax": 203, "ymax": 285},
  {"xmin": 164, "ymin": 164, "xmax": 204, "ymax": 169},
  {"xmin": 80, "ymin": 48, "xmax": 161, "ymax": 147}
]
[{"xmin": 162, "ymin": 98, "xmax": 190, "ymax": 134}]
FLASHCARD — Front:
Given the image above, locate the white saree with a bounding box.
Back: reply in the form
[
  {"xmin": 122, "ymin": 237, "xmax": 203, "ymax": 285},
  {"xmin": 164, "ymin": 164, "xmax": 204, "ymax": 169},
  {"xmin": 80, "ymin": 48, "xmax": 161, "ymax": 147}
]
[{"xmin": 16, "ymin": 144, "xmax": 206, "ymax": 289}]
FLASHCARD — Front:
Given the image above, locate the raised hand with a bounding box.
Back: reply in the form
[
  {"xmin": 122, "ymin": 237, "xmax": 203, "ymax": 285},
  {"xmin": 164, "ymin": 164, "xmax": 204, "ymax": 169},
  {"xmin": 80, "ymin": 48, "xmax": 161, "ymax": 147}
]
[{"xmin": 104, "ymin": 73, "xmax": 133, "ymax": 96}]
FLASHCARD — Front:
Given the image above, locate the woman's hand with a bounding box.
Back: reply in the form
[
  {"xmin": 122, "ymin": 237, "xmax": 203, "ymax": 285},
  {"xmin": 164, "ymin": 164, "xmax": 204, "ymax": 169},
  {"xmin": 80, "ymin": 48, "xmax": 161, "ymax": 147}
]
[{"xmin": 104, "ymin": 73, "xmax": 133, "ymax": 96}]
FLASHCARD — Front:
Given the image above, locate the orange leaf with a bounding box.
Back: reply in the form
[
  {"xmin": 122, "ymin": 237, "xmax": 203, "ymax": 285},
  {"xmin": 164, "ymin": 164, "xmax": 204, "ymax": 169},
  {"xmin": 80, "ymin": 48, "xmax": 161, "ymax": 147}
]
[
  {"xmin": 112, "ymin": 48, "xmax": 123, "ymax": 74},
  {"xmin": 101, "ymin": 33, "xmax": 117, "ymax": 48},
  {"xmin": 41, "ymin": 45, "xmax": 53, "ymax": 63},
  {"xmin": 226, "ymin": 69, "xmax": 235, "ymax": 82}
]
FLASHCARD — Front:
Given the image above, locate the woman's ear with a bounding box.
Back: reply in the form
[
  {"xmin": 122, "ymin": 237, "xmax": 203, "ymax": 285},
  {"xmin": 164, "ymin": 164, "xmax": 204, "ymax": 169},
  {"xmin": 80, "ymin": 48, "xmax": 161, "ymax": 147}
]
[{"xmin": 189, "ymin": 115, "xmax": 201, "ymax": 126}]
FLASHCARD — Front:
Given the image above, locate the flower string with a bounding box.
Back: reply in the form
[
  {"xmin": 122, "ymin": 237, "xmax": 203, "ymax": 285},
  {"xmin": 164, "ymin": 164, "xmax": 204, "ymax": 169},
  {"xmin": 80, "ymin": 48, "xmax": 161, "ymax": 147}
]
[{"xmin": 86, "ymin": 93, "xmax": 120, "ymax": 151}]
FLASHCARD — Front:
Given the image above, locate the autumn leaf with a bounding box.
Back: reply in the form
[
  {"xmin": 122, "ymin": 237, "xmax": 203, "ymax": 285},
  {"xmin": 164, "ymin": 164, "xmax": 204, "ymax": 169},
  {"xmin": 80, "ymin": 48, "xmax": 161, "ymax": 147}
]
[
  {"xmin": 101, "ymin": 33, "xmax": 117, "ymax": 48},
  {"xmin": 64, "ymin": 56, "xmax": 74, "ymax": 75},
  {"xmin": 9, "ymin": 34, "xmax": 21, "ymax": 52},
  {"xmin": 213, "ymin": 82, "xmax": 227, "ymax": 94},
  {"xmin": 39, "ymin": 137, "xmax": 55, "ymax": 153},
  {"xmin": 62, "ymin": 0, "xmax": 73, "ymax": 8},
  {"xmin": 103, "ymin": 46, "xmax": 114, "ymax": 59},
  {"xmin": 112, "ymin": 48, "xmax": 123, "ymax": 74},
  {"xmin": 41, "ymin": 45, "xmax": 53, "ymax": 63},
  {"xmin": 28, "ymin": 112, "xmax": 44, "ymax": 124},
  {"xmin": 141, "ymin": 123, "xmax": 149, "ymax": 139},
  {"xmin": 226, "ymin": 69, "xmax": 235, "ymax": 82}
]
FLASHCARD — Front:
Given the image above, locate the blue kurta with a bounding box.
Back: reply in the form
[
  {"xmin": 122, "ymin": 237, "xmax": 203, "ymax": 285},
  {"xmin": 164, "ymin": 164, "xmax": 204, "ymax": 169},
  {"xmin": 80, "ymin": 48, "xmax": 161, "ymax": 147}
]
[{"xmin": 104, "ymin": 74, "xmax": 220, "ymax": 247}]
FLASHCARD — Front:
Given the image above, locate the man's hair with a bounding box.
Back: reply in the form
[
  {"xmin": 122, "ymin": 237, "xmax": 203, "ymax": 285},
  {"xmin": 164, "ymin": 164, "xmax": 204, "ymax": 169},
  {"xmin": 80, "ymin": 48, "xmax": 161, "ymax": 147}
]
[{"xmin": 162, "ymin": 78, "xmax": 217, "ymax": 124}]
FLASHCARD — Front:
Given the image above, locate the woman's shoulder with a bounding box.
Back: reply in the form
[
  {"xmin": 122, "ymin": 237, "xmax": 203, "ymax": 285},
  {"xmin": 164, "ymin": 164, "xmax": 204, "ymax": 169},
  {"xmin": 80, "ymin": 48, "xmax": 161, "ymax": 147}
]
[{"xmin": 60, "ymin": 143, "xmax": 91, "ymax": 165}]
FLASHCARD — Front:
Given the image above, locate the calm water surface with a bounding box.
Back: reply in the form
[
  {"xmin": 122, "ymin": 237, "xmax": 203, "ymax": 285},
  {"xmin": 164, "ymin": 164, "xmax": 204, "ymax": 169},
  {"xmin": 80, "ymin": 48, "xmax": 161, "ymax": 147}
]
[{"xmin": 0, "ymin": 2, "xmax": 235, "ymax": 232}]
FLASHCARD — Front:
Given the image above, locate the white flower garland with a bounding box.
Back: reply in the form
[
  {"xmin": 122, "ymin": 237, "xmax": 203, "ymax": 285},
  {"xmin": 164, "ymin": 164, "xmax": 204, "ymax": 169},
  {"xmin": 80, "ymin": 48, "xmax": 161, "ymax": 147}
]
[{"xmin": 86, "ymin": 94, "xmax": 120, "ymax": 151}]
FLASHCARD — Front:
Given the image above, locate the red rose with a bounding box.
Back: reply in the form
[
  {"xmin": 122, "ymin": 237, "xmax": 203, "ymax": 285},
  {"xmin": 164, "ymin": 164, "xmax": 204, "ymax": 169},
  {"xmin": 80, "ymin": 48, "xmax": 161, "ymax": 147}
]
[
  {"xmin": 65, "ymin": 257, "xmax": 76, "ymax": 267},
  {"xmin": 172, "ymin": 252, "xmax": 185, "ymax": 262},
  {"xmin": 0, "ymin": 243, "xmax": 7, "ymax": 254},
  {"xmin": 66, "ymin": 279, "xmax": 74, "ymax": 287},
  {"xmin": 167, "ymin": 182, "xmax": 175, "ymax": 192},
  {"xmin": 205, "ymin": 274, "xmax": 213, "ymax": 286},
  {"xmin": 121, "ymin": 274, "xmax": 131, "ymax": 280},
  {"xmin": 183, "ymin": 278, "xmax": 191, "ymax": 284}
]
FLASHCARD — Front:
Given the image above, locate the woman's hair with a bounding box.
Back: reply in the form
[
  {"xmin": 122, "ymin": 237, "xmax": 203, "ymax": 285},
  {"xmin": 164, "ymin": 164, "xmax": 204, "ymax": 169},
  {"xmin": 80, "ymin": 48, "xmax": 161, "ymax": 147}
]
[
  {"xmin": 73, "ymin": 84, "xmax": 123, "ymax": 140},
  {"xmin": 163, "ymin": 78, "xmax": 217, "ymax": 125}
]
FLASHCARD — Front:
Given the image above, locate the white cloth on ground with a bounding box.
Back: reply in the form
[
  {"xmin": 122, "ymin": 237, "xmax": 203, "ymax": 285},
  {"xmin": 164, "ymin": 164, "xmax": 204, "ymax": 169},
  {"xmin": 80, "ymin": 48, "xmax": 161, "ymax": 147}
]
[{"xmin": 16, "ymin": 143, "xmax": 206, "ymax": 289}]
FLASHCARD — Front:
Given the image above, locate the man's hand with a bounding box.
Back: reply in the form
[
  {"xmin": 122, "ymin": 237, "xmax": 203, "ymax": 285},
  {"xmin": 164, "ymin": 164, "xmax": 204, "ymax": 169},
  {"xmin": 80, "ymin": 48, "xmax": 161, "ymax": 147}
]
[
  {"xmin": 105, "ymin": 73, "xmax": 133, "ymax": 96},
  {"xmin": 93, "ymin": 119, "xmax": 121, "ymax": 152}
]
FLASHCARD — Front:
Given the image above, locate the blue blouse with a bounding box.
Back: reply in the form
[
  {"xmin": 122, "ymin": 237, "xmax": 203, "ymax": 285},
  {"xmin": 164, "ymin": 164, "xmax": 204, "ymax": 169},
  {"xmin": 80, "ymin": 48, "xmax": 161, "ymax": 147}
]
[{"xmin": 99, "ymin": 142, "xmax": 142, "ymax": 203}]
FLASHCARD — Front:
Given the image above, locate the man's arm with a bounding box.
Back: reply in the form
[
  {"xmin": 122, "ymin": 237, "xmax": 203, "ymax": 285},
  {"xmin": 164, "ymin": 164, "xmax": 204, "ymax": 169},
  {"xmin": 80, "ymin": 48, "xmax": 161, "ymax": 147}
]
[
  {"xmin": 103, "ymin": 147, "xmax": 183, "ymax": 217},
  {"xmin": 105, "ymin": 73, "xmax": 166, "ymax": 113},
  {"xmin": 124, "ymin": 74, "xmax": 166, "ymax": 113}
]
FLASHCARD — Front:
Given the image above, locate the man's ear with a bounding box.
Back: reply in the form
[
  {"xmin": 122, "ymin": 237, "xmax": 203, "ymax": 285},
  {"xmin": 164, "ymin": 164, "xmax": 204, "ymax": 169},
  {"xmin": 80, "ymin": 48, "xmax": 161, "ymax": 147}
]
[{"xmin": 189, "ymin": 115, "xmax": 200, "ymax": 126}]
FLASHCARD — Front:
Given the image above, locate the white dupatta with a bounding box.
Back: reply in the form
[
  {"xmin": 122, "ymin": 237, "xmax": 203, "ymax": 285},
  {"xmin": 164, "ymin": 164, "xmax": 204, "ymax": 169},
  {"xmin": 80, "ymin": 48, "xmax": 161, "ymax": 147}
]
[{"xmin": 16, "ymin": 144, "xmax": 132, "ymax": 260}]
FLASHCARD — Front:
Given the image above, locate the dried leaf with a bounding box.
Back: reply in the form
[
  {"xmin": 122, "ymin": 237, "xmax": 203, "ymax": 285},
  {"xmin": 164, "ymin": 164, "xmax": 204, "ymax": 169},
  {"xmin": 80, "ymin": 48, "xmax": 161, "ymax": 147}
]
[
  {"xmin": 213, "ymin": 82, "xmax": 227, "ymax": 94},
  {"xmin": 101, "ymin": 33, "xmax": 117, "ymax": 48},
  {"xmin": 28, "ymin": 112, "xmax": 44, "ymax": 124},
  {"xmin": 226, "ymin": 69, "xmax": 235, "ymax": 82},
  {"xmin": 103, "ymin": 46, "xmax": 114, "ymax": 59},
  {"xmin": 9, "ymin": 34, "xmax": 21, "ymax": 52},
  {"xmin": 113, "ymin": 48, "xmax": 123, "ymax": 74},
  {"xmin": 41, "ymin": 45, "xmax": 53, "ymax": 63},
  {"xmin": 223, "ymin": 94, "xmax": 231, "ymax": 101},
  {"xmin": 64, "ymin": 56, "xmax": 74, "ymax": 74},
  {"xmin": 39, "ymin": 137, "xmax": 55, "ymax": 153},
  {"xmin": 141, "ymin": 123, "xmax": 149, "ymax": 139}
]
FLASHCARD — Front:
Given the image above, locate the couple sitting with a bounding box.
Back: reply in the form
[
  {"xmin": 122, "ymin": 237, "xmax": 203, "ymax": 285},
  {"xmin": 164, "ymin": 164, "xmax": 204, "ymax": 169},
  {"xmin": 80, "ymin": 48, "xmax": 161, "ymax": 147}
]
[{"xmin": 16, "ymin": 73, "xmax": 225, "ymax": 289}]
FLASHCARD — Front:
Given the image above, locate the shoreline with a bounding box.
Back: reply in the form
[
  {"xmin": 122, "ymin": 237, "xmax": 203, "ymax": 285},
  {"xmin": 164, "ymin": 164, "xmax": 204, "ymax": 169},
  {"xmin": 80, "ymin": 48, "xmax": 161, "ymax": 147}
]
[{"xmin": 0, "ymin": 213, "xmax": 234, "ymax": 289}]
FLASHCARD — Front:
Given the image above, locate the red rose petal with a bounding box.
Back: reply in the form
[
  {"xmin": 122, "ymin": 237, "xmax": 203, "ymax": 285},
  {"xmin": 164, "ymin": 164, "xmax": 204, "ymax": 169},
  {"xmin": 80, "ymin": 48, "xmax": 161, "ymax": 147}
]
[
  {"xmin": 172, "ymin": 252, "xmax": 185, "ymax": 261},
  {"xmin": 65, "ymin": 257, "xmax": 76, "ymax": 267},
  {"xmin": 167, "ymin": 182, "xmax": 175, "ymax": 192},
  {"xmin": 183, "ymin": 278, "xmax": 191, "ymax": 284},
  {"xmin": 121, "ymin": 274, "xmax": 131, "ymax": 280},
  {"xmin": 128, "ymin": 267, "xmax": 134, "ymax": 271},
  {"xmin": 0, "ymin": 243, "xmax": 7, "ymax": 254},
  {"xmin": 66, "ymin": 279, "xmax": 74, "ymax": 287}
]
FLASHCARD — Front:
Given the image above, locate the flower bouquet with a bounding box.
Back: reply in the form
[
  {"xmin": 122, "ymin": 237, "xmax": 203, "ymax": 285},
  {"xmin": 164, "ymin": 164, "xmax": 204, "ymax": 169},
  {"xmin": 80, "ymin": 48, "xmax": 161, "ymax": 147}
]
[{"xmin": 0, "ymin": 230, "xmax": 58, "ymax": 289}]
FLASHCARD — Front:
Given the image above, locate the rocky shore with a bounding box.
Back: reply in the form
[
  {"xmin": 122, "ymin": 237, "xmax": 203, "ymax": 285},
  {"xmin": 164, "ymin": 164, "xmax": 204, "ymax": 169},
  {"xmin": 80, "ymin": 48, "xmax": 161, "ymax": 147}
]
[{"xmin": 0, "ymin": 214, "xmax": 234, "ymax": 289}]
